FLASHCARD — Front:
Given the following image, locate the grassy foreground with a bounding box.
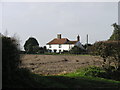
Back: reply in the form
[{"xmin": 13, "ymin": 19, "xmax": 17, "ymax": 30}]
[
  {"xmin": 6, "ymin": 68, "xmax": 120, "ymax": 89},
  {"xmin": 32, "ymin": 74, "xmax": 120, "ymax": 89}
]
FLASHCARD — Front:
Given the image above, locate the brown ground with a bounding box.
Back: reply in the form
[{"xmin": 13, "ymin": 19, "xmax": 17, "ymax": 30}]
[{"xmin": 20, "ymin": 55, "xmax": 103, "ymax": 75}]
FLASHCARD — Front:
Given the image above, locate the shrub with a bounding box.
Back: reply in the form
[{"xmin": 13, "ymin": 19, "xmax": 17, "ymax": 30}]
[
  {"xmin": 89, "ymin": 41, "xmax": 120, "ymax": 70},
  {"xmin": 69, "ymin": 46, "xmax": 86, "ymax": 54},
  {"xmin": 88, "ymin": 41, "xmax": 120, "ymax": 81},
  {"xmin": 2, "ymin": 35, "xmax": 43, "ymax": 88},
  {"xmin": 83, "ymin": 66, "xmax": 106, "ymax": 77},
  {"xmin": 80, "ymin": 66, "xmax": 120, "ymax": 81},
  {"xmin": 2, "ymin": 36, "xmax": 21, "ymax": 72},
  {"xmin": 2, "ymin": 36, "xmax": 21, "ymax": 87}
]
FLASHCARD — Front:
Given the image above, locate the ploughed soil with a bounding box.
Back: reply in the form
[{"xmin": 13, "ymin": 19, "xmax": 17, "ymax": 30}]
[{"xmin": 20, "ymin": 55, "xmax": 103, "ymax": 75}]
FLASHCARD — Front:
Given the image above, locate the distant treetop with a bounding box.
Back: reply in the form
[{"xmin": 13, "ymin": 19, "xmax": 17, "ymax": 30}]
[
  {"xmin": 109, "ymin": 23, "xmax": 120, "ymax": 41},
  {"xmin": 24, "ymin": 37, "xmax": 39, "ymax": 53}
]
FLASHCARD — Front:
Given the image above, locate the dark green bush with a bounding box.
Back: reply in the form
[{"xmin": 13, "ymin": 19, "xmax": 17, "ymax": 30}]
[
  {"xmin": 88, "ymin": 41, "xmax": 120, "ymax": 81},
  {"xmin": 2, "ymin": 36, "xmax": 20, "ymax": 71},
  {"xmin": 24, "ymin": 37, "xmax": 39, "ymax": 54},
  {"xmin": 89, "ymin": 41, "xmax": 120, "ymax": 70},
  {"xmin": 2, "ymin": 35, "xmax": 43, "ymax": 88},
  {"xmin": 69, "ymin": 46, "xmax": 86, "ymax": 54},
  {"xmin": 82, "ymin": 66, "xmax": 120, "ymax": 81},
  {"xmin": 2, "ymin": 36, "xmax": 21, "ymax": 87},
  {"xmin": 83, "ymin": 66, "xmax": 106, "ymax": 77}
]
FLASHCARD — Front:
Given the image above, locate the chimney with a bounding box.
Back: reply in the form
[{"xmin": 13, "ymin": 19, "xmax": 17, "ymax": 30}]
[
  {"xmin": 77, "ymin": 35, "xmax": 80, "ymax": 41},
  {"xmin": 57, "ymin": 34, "xmax": 61, "ymax": 39},
  {"xmin": 86, "ymin": 34, "xmax": 88, "ymax": 44}
]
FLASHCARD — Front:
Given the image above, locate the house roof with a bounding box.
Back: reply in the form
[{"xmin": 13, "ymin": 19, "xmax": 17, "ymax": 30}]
[
  {"xmin": 47, "ymin": 38, "xmax": 69, "ymax": 44},
  {"xmin": 65, "ymin": 41, "xmax": 78, "ymax": 44},
  {"xmin": 47, "ymin": 38, "xmax": 78, "ymax": 44}
]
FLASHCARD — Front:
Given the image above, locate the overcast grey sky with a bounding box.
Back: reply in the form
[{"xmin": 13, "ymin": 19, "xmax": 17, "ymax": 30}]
[{"xmin": 1, "ymin": 2, "xmax": 118, "ymax": 50}]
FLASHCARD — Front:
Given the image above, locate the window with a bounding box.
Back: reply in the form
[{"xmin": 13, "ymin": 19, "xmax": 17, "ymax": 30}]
[
  {"xmin": 59, "ymin": 44, "xmax": 61, "ymax": 48},
  {"xmin": 49, "ymin": 45, "xmax": 51, "ymax": 48},
  {"xmin": 54, "ymin": 49, "xmax": 57, "ymax": 53}
]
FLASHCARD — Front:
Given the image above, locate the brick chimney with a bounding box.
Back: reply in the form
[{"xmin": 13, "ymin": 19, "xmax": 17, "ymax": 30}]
[
  {"xmin": 57, "ymin": 34, "xmax": 61, "ymax": 39},
  {"xmin": 77, "ymin": 35, "xmax": 80, "ymax": 41}
]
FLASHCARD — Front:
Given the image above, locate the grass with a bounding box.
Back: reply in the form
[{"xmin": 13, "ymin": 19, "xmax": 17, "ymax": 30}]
[
  {"xmin": 5, "ymin": 67, "xmax": 120, "ymax": 89},
  {"xmin": 56, "ymin": 68, "xmax": 120, "ymax": 88},
  {"xmin": 29, "ymin": 74, "xmax": 120, "ymax": 89},
  {"xmin": 28, "ymin": 73, "xmax": 120, "ymax": 89},
  {"xmin": 10, "ymin": 68, "xmax": 120, "ymax": 89}
]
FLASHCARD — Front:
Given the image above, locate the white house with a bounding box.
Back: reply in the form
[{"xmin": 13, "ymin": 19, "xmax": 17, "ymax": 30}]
[{"xmin": 46, "ymin": 34, "xmax": 84, "ymax": 53}]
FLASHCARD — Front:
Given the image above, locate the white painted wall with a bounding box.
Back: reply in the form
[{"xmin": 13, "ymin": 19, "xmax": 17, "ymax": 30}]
[
  {"xmin": 46, "ymin": 41, "xmax": 85, "ymax": 53},
  {"xmin": 46, "ymin": 44, "xmax": 75, "ymax": 52}
]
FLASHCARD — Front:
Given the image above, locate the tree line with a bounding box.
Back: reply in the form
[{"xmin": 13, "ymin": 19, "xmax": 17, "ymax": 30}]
[{"xmin": 23, "ymin": 37, "xmax": 87, "ymax": 54}]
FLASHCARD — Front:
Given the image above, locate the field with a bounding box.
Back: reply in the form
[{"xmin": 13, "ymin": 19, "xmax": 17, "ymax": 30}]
[
  {"xmin": 20, "ymin": 54, "xmax": 103, "ymax": 75},
  {"xmin": 19, "ymin": 54, "xmax": 120, "ymax": 88}
]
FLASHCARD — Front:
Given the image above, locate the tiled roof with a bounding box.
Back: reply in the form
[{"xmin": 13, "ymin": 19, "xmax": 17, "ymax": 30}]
[
  {"xmin": 47, "ymin": 38, "xmax": 69, "ymax": 44},
  {"xmin": 47, "ymin": 38, "xmax": 78, "ymax": 44},
  {"xmin": 65, "ymin": 41, "xmax": 78, "ymax": 44}
]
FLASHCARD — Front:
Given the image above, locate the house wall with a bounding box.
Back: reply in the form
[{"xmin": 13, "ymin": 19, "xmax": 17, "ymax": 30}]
[{"xmin": 46, "ymin": 44, "xmax": 75, "ymax": 53}]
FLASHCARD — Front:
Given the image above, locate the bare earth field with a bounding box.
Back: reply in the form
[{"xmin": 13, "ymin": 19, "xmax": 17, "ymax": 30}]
[{"xmin": 20, "ymin": 55, "xmax": 103, "ymax": 75}]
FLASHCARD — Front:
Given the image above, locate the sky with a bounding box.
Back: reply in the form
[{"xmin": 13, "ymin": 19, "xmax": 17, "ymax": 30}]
[{"xmin": 0, "ymin": 2, "xmax": 118, "ymax": 50}]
